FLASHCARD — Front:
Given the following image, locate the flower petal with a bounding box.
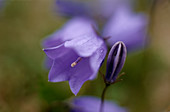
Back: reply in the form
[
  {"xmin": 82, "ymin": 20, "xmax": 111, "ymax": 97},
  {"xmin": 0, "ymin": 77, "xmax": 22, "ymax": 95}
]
[
  {"xmin": 60, "ymin": 17, "xmax": 97, "ymax": 40},
  {"xmin": 43, "ymin": 44, "xmax": 70, "ymax": 60},
  {"xmin": 64, "ymin": 34, "xmax": 104, "ymax": 57},
  {"xmin": 56, "ymin": 0, "xmax": 90, "ymax": 17},
  {"xmin": 42, "ymin": 32, "xmax": 63, "ymax": 48},
  {"xmin": 68, "ymin": 40, "xmax": 107, "ymax": 95},
  {"xmin": 98, "ymin": 0, "xmax": 131, "ymax": 19},
  {"xmin": 47, "ymin": 47, "xmax": 94, "ymax": 95},
  {"xmin": 103, "ymin": 7, "xmax": 148, "ymax": 51},
  {"xmin": 69, "ymin": 57, "xmax": 93, "ymax": 95},
  {"xmin": 44, "ymin": 57, "xmax": 53, "ymax": 69},
  {"xmin": 89, "ymin": 42, "xmax": 107, "ymax": 80},
  {"xmin": 71, "ymin": 96, "xmax": 128, "ymax": 112},
  {"xmin": 42, "ymin": 17, "xmax": 97, "ymax": 48},
  {"xmin": 48, "ymin": 49, "xmax": 79, "ymax": 82}
]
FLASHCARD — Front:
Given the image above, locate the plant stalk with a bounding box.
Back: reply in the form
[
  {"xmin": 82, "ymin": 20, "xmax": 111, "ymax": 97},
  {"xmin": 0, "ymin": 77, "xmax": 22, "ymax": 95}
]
[{"xmin": 100, "ymin": 84, "xmax": 110, "ymax": 112}]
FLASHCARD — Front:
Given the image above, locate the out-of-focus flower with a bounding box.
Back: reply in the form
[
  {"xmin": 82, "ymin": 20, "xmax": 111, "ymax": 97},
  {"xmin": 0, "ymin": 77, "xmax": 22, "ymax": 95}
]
[
  {"xmin": 70, "ymin": 96, "xmax": 127, "ymax": 112},
  {"xmin": 96, "ymin": 0, "xmax": 132, "ymax": 19},
  {"xmin": 0, "ymin": 0, "xmax": 5, "ymax": 11},
  {"xmin": 56, "ymin": 0, "xmax": 91, "ymax": 17},
  {"xmin": 105, "ymin": 41, "xmax": 127, "ymax": 84},
  {"xmin": 102, "ymin": 7, "xmax": 148, "ymax": 51},
  {"xmin": 55, "ymin": 0, "xmax": 131, "ymax": 20},
  {"xmin": 56, "ymin": 0, "xmax": 148, "ymax": 52},
  {"xmin": 42, "ymin": 17, "xmax": 107, "ymax": 95}
]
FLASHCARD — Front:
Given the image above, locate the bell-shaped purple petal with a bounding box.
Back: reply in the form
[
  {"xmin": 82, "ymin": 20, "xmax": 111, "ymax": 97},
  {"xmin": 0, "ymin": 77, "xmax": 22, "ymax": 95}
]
[
  {"xmin": 44, "ymin": 57, "xmax": 53, "ymax": 69},
  {"xmin": 105, "ymin": 41, "xmax": 127, "ymax": 83},
  {"xmin": 42, "ymin": 17, "xmax": 97, "ymax": 48},
  {"xmin": 42, "ymin": 17, "xmax": 107, "ymax": 95},
  {"xmin": 70, "ymin": 96, "xmax": 128, "ymax": 112},
  {"xmin": 64, "ymin": 33, "xmax": 105, "ymax": 57},
  {"xmin": 56, "ymin": 0, "xmax": 91, "ymax": 17},
  {"xmin": 102, "ymin": 6, "xmax": 148, "ymax": 52},
  {"xmin": 42, "ymin": 17, "xmax": 98, "ymax": 68}
]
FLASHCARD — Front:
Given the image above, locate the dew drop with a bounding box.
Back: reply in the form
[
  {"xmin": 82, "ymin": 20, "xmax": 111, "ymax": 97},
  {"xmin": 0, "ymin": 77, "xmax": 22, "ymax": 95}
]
[{"xmin": 100, "ymin": 49, "xmax": 104, "ymax": 53}]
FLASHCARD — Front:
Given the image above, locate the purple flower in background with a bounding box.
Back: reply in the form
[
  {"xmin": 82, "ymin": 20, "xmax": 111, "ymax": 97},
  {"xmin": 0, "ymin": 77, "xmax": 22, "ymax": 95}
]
[
  {"xmin": 42, "ymin": 17, "xmax": 107, "ymax": 95},
  {"xmin": 56, "ymin": 0, "xmax": 148, "ymax": 52},
  {"xmin": 56, "ymin": 0, "xmax": 90, "ymax": 17},
  {"xmin": 103, "ymin": 7, "xmax": 148, "ymax": 51},
  {"xmin": 0, "ymin": 0, "xmax": 5, "ymax": 11},
  {"xmin": 96, "ymin": 0, "xmax": 132, "ymax": 19},
  {"xmin": 55, "ymin": 0, "xmax": 131, "ymax": 20},
  {"xmin": 105, "ymin": 41, "xmax": 127, "ymax": 83},
  {"xmin": 70, "ymin": 96, "xmax": 127, "ymax": 112}
]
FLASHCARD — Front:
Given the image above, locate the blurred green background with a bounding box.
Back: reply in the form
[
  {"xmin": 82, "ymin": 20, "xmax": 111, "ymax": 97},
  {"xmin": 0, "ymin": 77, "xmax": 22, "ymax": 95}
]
[{"xmin": 0, "ymin": 0, "xmax": 170, "ymax": 112}]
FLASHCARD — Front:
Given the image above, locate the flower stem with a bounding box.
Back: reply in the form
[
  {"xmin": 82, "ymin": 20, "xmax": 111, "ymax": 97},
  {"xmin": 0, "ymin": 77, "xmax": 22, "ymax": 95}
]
[{"xmin": 100, "ymin": 84, "xmax": 110, "ymax": 112}]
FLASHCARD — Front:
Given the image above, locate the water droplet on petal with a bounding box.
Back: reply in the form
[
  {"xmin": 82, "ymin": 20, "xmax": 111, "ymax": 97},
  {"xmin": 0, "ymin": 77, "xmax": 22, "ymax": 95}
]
[{"xmin": 100, "ymin": 49, "xmax": 104, "ymax": 53}]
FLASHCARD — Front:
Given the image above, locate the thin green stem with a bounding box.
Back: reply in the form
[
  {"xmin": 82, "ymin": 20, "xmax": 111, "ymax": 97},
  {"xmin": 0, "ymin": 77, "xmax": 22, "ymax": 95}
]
[{"xmin": 100, "ymin": 84, "xmax": 110, "ymax": 112}]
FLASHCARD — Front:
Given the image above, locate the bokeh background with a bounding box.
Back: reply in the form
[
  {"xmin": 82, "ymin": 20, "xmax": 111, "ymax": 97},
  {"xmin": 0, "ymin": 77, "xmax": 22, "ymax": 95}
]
[{"xmin": 0, "ymin": 0, "xmax": 170, "ymax": 112}]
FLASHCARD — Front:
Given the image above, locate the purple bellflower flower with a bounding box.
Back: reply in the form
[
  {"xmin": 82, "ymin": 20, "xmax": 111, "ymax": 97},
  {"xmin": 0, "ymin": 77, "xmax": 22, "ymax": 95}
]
[
  {"xmin": 105, "ymin": 41, "xmax": 127, "ymax": 84},
  {"xmin": 70, "ymin": 96, "xmax": 127, "ymax": 112},
  {"xmin": 42, "ymin": 17, "xmax": 107, "ymax": 95},
  {"xmin": 103, "ymin": 6, "xmax": 148, "ymax": 51}
]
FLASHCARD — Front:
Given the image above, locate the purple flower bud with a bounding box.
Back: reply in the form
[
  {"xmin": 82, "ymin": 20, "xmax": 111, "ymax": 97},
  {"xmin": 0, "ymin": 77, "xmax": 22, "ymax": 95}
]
[{"xmin": 105, "ymin": 41, "xmax": 127, "ymax": 83}]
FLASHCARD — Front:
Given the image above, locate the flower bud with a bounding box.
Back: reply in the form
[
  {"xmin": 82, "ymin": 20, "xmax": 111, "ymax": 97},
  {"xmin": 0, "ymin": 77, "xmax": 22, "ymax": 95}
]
[{"xmin": 105, "ymin": 41, "xmax": 127, "ymax": 83}]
